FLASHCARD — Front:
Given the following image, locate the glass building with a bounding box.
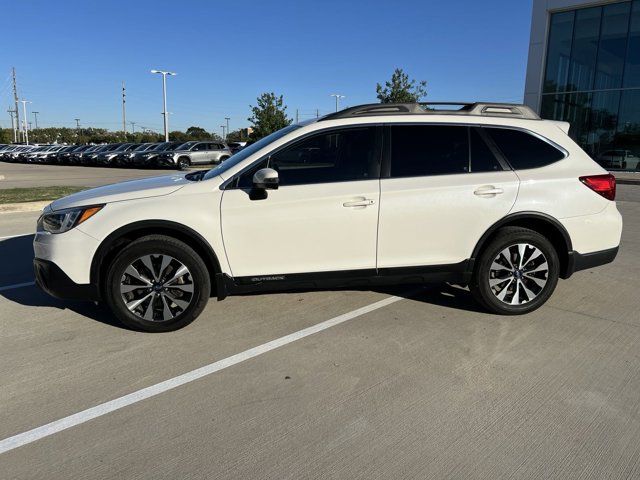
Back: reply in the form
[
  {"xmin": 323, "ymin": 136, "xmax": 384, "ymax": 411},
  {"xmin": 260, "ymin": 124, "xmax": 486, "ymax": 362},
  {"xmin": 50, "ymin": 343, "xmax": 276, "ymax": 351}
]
[{"xmin": 525, "ymin": 0, "xmax": 640, "ymax": 171}]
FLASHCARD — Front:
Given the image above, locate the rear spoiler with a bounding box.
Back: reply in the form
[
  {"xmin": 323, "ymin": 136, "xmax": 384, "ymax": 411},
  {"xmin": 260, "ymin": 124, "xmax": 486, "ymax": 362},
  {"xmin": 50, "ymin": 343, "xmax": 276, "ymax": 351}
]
[{"xmin": 548, "ymin": 120, "xmax": 570, "ymax": 134}]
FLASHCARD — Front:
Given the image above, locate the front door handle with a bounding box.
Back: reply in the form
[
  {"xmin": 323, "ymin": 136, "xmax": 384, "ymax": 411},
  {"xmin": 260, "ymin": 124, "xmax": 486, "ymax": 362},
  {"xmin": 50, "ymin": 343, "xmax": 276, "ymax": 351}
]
[
  {"xmin": 474, "ymin": 186, "xmax": 504, "ymax": 196},
  {"xmin": 343, "ymin": 198, "xmax": 375, "ymax": 207}
]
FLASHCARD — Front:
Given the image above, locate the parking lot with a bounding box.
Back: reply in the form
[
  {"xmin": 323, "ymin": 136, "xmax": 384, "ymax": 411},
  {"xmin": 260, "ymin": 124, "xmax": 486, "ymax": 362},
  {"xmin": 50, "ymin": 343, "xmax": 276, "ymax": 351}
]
[
  {"xmin": 0, "ymin": 161, "xmax": 179, "ymax": 189},
  {"xmin": 0, "ymin": 185, "xmax": 638, "ymax": 479}
]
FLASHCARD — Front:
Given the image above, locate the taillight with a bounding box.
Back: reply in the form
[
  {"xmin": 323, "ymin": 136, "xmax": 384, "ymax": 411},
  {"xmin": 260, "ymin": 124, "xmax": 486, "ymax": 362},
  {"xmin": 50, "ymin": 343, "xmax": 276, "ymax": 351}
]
[{"xmin": 579, "ymin": 174, "xmax": 616, "ymax": 201}]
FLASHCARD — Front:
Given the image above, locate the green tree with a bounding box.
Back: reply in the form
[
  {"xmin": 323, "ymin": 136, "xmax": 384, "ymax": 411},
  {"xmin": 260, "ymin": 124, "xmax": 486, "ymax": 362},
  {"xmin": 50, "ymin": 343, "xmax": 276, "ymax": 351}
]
[
  {"xmin": 169, "ymin": 130, "xmax": 189, "ymax": 142},
  {"xmin": 185, "ymin": 126, "xmax": 210, "ymax": 140},
  {"xmin": 0, "ymin": 128, "xmax": 14, "ymax": 143},
  {"xmin": 248, "ymin": 92, "xmax": 292, "ymax": 140},
  {"xmin": 376, "ymin": 68, "xmax": 427, "ymax": 103},
  {"xmin": 226, "ymin": 129, "xmax": 246, "ymax": 142}
]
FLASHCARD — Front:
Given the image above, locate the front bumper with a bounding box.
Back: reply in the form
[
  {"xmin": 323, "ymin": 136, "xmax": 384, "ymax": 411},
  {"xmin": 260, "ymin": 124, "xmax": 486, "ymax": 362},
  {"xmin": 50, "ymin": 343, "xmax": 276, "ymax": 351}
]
[{"xmin": 34, "ymin": 258, "xmax": 99, "ymax": 301}]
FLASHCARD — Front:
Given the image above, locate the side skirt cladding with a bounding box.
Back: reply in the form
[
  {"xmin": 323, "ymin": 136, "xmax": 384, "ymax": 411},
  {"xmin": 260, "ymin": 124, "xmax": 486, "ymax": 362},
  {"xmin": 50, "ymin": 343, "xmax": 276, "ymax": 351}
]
[{"xmin": 216, "ymin": 261, "xmax": 471, "ymax": 298}]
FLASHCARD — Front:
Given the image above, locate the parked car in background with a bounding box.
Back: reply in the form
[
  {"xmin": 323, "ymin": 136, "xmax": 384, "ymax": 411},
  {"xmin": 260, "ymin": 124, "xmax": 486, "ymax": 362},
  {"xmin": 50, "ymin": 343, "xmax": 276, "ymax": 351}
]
[
  {"xmin": 56, "ymin": 145, "xmax": 87, "ymax": 164},
  {"xmin": 83, "ymin": 144, "xmax": 122, "ymax": 166},
  {"xmin": 24, "ymin": 145, "xmax": 57, "ymax": 163},
  {"xmin": 95, "ymin": 143, "xmax": 137, "ymax": 166},
  {"xmin": 69, "ymin": 145, "xmax": 100, "ymax": 164},
  {"xmin": 597, "ymin": 150, "xmax": 640, "ymax": 170},
  {"xmin": 134, "ymin": 141, "xmax": 184, "ymax": 168},
  {"xmin": 156, "ymin": 141, "xmax": 232, "ymax": 169},
  {"xmin": 46, "ymin": 145, "xmax": 75, "ymax": 163},
  {"xmin": 120, "ymin": 143, "xmax": 157, "ymax": 167}
]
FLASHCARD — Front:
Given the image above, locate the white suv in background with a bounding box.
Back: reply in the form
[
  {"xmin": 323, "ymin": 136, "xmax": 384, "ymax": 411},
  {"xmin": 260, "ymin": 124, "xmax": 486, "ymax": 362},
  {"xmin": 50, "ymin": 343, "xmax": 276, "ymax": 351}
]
[{"xmin": 33, "ymin": 102, "xmax": 622, "ymax": 332}]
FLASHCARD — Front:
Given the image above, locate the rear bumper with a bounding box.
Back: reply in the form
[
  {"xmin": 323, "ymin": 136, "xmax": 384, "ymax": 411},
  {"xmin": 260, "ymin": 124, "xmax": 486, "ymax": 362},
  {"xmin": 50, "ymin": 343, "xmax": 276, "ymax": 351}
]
[
  {"xmin": 34, "ymin": 258, "xmax": 99, "ymax": 301},
  {"xmin": 564, "ymin": 246, "xmax": 619, "ymax": 278}
]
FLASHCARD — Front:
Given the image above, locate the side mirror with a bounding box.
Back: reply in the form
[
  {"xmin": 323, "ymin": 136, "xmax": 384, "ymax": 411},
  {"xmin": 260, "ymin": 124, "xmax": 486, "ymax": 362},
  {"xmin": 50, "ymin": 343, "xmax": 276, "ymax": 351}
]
[{"xmin": 253, "ymin": 168, "xmax": 279, "ymax": 190}]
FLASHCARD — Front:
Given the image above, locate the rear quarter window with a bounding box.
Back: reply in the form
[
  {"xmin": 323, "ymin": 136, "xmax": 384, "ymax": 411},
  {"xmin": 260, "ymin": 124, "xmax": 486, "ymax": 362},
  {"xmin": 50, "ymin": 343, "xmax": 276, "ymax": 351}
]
[{"xmin": 486, "ymin": 128, "xmax": 565, "ymax": 170}]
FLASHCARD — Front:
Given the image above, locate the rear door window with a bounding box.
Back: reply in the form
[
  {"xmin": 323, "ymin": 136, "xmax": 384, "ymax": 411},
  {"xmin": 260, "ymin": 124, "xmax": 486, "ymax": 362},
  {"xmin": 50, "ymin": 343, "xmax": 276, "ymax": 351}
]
[
  {"xmin": 486, "ymin": 128, "xmax": 565, "ymax": 170},
  {"xmin": 389, "ymin": 125, "xmax": 469, "ymax": 177}
]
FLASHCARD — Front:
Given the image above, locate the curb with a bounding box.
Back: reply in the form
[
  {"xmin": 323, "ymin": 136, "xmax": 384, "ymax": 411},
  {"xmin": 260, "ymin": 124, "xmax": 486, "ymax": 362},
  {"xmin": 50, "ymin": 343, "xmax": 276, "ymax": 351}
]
[{"xmin": 0, "ymin": 201, "xmax": 49, "ymax": 214}]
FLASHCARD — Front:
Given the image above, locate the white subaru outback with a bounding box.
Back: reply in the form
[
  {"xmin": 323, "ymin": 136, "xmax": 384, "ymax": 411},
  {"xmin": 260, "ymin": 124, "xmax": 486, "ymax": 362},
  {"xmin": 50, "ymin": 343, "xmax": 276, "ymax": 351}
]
[{"xmin": 33, "ymin": 103, "xmax": 623, "ymax": 332}]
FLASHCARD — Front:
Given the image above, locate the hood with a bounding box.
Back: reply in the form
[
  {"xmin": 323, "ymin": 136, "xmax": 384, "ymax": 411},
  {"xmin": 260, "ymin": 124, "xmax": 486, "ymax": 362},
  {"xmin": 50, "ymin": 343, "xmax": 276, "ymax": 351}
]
[{"xmin": 50, "ymin": 174, "xmax": 189, "ymax": 211}]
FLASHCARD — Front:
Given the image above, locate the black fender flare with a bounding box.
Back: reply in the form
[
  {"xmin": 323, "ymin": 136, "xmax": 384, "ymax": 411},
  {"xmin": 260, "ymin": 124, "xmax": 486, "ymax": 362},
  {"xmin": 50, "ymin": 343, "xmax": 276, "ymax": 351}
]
[
  {"xmin": 90, "ymin": 220, "xmax": 222, "ymax": 292},
  {"xmin": 469, "ymin": 211, "xmax": 573, "ymax": 277}
]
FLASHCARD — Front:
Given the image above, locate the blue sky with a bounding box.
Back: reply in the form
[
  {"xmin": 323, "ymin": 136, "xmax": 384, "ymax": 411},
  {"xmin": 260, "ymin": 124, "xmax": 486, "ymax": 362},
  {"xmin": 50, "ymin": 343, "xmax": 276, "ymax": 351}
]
[{"xmin": 2, "ymin": 0, "xmax": 533, "ymax": 134}]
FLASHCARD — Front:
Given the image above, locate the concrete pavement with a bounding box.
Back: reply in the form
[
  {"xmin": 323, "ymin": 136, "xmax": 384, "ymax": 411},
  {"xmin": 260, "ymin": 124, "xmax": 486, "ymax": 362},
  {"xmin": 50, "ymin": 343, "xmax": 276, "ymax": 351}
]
[{"xmin": 0, "ymin": 187, "xmax": 638, "ymax": 479}]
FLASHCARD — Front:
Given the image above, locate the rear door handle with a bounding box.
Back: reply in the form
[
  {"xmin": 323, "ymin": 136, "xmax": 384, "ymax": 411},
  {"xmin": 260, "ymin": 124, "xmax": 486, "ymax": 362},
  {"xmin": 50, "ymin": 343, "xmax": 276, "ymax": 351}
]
[
  {"xmin": 343, "ymin": 198, "xmax": 375, "ymax": 207},
  {"xmin": 474, "ymin": 186, "xmax": 504, "ymax": 196}
]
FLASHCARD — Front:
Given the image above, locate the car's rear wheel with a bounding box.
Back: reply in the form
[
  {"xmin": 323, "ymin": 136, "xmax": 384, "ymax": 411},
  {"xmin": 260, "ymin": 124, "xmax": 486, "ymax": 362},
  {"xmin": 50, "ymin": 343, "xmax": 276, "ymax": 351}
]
[
  {"xmin": 104, "ymin": 235, "xmax": 211, "ymax": 332},
  {"xmin": 469, "ymin": 227, "xmax": 559, "ymax": 315},
  {"xmin": 177, "ymin": 157, "xmax": 190, "ymax": 170}
]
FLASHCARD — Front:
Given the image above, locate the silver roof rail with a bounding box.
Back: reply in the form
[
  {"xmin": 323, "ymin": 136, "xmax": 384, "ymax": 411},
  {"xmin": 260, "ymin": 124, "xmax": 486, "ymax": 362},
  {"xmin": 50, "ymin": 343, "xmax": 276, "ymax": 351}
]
[{"xmin": 320, "ymin": 102, "xmax": 540, "ymax": 121}]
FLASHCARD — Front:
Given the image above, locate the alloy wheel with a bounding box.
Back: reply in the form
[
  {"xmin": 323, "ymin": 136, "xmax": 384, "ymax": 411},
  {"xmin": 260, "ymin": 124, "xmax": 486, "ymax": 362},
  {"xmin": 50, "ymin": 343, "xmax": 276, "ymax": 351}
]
[
  {"xmin": 488, "ymin": 243, "xmax": 549, "ymax": 305},
  {"xmin": 120, "ymin": 254, "xmax": 194, "ymax": 321}
]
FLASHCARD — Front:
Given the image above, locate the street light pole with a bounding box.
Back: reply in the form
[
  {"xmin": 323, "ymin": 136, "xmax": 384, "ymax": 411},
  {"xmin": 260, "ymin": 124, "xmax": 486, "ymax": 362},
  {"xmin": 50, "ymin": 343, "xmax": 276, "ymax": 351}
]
[
  {"xmin": 220, "ymin": 125, "xmax": 226, "ymax": 140},
  {"xmin": 151, "ymin": 69, "xmax": 176, "ymax": 142},
  {"xmin": 224, "ymin": 117, "xmax": 230, "ymax": 140},
  {"xmin": 32, "ymin": 111, "xmax": 39, "ymax": 130},
  {"xmin": 330, "ymin": 93, "xmax": 345, "ymax": 112},
  {"xmin": 20, "ymin": 99, "xmax": 32, "ymax": 145}
]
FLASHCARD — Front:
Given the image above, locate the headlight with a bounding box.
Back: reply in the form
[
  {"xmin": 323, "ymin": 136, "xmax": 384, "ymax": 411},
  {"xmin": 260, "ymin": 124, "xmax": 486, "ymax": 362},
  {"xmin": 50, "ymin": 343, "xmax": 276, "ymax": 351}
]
[{"xmin": 38, "ymin": 205, "xmax": 104, "ymax": 234}]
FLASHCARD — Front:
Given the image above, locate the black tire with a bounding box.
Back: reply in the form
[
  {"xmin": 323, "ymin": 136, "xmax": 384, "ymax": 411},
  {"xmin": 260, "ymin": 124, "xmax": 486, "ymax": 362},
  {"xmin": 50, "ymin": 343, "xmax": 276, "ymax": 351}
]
[
  {"xmin": 219, "ymin": 156, "xmax": 230, "ymax": 163},
  {"xmin": 469, "ymin": 227, "xmax": 559, "ymax": 315},
  {"xmin": 104, "ymin": 235, "xmax": 211, "ymax": 332},
  {"xmin": 177, "ymin": 157, "xmax": 190, "ymax": 170}
]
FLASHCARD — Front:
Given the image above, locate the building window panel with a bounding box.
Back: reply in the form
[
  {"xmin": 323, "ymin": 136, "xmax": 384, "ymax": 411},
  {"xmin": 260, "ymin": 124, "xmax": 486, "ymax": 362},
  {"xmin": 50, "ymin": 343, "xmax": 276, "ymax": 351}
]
[
  {"xmin": 595, "ymin": 2, "xmax": 631, "ymax": 90},
  {"xmin": 544, "ymin": 11, "xmax": 575, "ymax": 93},
  {"xmin": 624, "ymin": 0, "xmax": 640, "ymax": 87},
  {"xmin": 568, "ymin": 7, "xmax": 602, "ymax": 92}
]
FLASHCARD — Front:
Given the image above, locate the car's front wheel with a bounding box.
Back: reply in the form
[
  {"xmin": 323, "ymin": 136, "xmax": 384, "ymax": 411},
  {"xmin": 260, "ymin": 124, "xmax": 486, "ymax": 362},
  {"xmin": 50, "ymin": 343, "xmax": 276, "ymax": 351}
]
[
  {"xmin": 177, "ymin": 157, "xmax": 190, "ymax": 170},
  {"xmin": 469, "ymin": 227, "xmax": 559, "ymax": 315},
  {"xmin": 104, "ymin": 235, "xmax": 211, "ymax": 332}
]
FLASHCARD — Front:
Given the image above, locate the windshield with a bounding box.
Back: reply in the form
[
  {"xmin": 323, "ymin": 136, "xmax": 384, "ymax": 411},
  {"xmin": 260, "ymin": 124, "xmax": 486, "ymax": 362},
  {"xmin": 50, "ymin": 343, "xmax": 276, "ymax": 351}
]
[
  {"xmin": 132, "ymin": 143, "xmax": 152, "ymax": 152},
  {"xmin": 202, "ymin": 125, "xmax": 301, "ymax": 181},
  {"xmin": 176, "ymin": 141, "xmax": 197, "ymax": 151},
  {"xmin": 112, "ymin": 143, "xmax": 132, "ymax": 152}
]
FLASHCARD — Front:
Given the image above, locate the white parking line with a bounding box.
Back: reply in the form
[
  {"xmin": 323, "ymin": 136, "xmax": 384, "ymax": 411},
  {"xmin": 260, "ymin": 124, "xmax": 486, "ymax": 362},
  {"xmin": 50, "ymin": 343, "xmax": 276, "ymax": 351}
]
[
  {"xmin": 0, "ymin": 281, "xmax": 35, "ymax": 292},
  {"xmin": 0, "ymin": 291, "xmax": 416, "ymax": 455}
]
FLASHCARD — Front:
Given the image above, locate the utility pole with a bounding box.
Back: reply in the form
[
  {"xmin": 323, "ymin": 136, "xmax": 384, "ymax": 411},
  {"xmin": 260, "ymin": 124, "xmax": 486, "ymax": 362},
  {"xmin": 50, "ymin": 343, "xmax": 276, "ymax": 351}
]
[
  {"xmin": 316, "ymin": 108, "xmax": 319, "ymax": 118},
  {"xmin": 150, "ymin": 69, "xmax": 176, "ymax": 142},
  {"xmin": 296, "ymin": 109, "xmax": 299, "ymax": 123},
  {"xmin": 75, "ymin": 118, "xmax": 81, "ymax": 143},
  {"xmin": 32, "ymin": 111, "xmax": 39, "ymax": 130},
  {"xmin": 12, "ymin": 67, "xmax": 21, "ymax": 142},
  {"xmin": 224, "ymin": 117, "xmax": 230, "ymax": 140},
  {"xmin": 330, "ymin": 93, "xmax": 345, "ymax": 112},
  {"xmin": 7, "ymin": 109, "xmax": 17, "ymax": 142},
  {"xmin": 20, "ymin": 99, "xmax": 31, "ymax": 144},
  {"xmin": 220, "ymin": 125, "xmax": 226, "ymax": 140},
  {"xmin": 121, "ymin": 81, "xmax": 127, "ymax": 136},
  {"xmin": 129, "ymin": 121, "xmax": 136, "ymax": 134}
]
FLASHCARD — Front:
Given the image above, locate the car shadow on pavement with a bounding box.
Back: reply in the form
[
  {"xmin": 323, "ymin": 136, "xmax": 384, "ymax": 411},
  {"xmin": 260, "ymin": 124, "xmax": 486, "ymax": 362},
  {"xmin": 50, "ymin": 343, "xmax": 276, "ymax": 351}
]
[
  {"xmin": 0, "ymin": 234, "xmax": 126, "ymax": 329},
  {"xmin": 375, "ymin": 283, "xmax": 488, "ymax": 314}
]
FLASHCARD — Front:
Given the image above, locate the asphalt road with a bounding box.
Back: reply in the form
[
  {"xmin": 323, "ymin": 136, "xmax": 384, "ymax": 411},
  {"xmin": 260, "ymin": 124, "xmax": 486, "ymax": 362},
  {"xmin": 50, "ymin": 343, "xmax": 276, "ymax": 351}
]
[{"xmin": 0, "ymin": 187, "xmax": 639, "ymax": 479}]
